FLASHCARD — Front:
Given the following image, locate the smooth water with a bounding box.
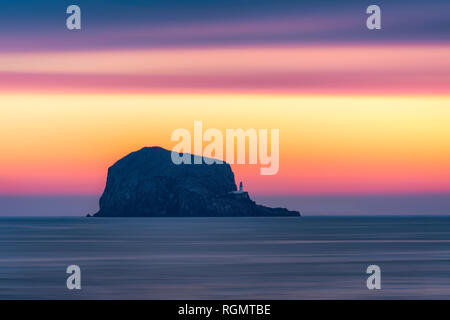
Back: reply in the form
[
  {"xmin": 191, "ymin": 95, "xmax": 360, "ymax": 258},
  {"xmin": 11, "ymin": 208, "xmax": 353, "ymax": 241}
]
[{"xmin": 2, "ymin": 217, "xmax": 450, "ymax": 299}]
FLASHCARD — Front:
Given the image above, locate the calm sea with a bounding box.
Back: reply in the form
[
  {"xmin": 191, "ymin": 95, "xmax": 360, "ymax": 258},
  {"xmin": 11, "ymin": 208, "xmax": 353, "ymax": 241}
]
[{"xmin": 2, "ymin": 216, "xmax": 450, "ymax": 299}]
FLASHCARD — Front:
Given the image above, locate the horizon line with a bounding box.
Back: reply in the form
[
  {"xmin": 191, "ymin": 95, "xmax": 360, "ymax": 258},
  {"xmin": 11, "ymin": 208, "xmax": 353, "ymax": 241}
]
[{"xmin": 1, "ymin": 192, "xmax": 450, "ymax": 197}]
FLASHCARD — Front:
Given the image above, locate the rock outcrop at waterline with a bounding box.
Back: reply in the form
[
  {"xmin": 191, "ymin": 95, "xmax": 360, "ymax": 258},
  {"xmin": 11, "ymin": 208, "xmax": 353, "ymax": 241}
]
[{"xmin": 91, "ymin": 147, "xmax": 300, "ymax": 217}]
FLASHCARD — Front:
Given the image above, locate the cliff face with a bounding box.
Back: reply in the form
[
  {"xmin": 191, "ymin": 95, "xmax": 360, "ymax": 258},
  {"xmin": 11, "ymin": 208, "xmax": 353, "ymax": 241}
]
[{"xmin": 92, "ymin": 147, "xmax": 300, "ymax": 217}]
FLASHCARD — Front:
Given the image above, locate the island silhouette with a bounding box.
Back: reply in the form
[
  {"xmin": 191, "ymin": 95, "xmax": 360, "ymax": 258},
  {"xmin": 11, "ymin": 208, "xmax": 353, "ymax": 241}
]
[{"xmin": 90, "ymin": 147, "xmax": 300, "ymax": 217}]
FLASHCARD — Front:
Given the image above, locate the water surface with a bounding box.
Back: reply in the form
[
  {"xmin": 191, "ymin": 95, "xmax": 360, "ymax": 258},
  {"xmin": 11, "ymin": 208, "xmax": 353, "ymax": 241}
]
[{"xmin": 2, "ymin": 217, "xmax": 450, "ymax": 299}]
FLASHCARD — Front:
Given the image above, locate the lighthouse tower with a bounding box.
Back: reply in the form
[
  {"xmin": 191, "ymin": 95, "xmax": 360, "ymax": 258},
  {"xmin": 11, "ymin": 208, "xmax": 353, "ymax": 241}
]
[{"xmin": 229, "ymin": 181, "xmax": 249, "ymax": 198}]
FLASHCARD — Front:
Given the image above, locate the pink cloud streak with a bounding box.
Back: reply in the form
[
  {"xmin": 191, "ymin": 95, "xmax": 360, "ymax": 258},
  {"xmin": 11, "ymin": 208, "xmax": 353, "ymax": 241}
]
[{"xmin": 0, "ymin": 45, "xmax": 448, "ymax": 94}]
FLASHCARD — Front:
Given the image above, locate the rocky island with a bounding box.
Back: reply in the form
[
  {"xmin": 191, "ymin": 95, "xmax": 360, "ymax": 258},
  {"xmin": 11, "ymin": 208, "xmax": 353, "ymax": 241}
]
[{"xmin": 91, "ymin": 147, "xmax": 300, "ymax": 217}]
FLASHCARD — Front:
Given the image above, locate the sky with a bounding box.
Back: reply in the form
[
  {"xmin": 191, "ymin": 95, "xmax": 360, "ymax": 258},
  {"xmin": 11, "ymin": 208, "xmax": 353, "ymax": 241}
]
[{"xmin": 0, "ymin": 0, "xmax": 450, "ymax": 206}]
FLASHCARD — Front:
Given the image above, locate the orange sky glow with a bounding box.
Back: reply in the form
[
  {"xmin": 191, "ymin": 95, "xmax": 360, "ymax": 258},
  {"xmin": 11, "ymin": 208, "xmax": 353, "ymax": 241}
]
[{"xmin": 1, "ymin": 45, "xmax": 449, "ymax": 195}]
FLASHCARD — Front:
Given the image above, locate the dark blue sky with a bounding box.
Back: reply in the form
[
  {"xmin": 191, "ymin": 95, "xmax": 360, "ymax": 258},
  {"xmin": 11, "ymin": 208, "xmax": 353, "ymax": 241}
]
[{"xmin": 0, "ymin": 0, "xmax": 449, "ymax": 51}]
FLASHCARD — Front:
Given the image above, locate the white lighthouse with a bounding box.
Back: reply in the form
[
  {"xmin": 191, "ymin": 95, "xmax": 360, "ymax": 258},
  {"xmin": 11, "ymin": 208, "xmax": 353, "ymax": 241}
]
[{"xmin": 229, "ymin": 181, "xmax": 249, "ymax": 199}]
